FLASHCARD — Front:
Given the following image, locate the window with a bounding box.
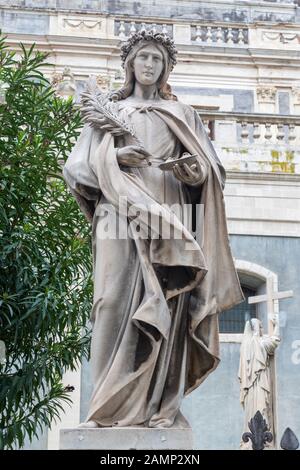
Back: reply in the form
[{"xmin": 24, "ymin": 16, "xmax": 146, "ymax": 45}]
[{"xmin": 219, "ymin": 286, "xmax": 257, "ymax": 334}]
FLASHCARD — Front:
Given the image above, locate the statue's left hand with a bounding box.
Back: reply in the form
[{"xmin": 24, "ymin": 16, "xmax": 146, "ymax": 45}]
[{"xmin": 173, "ymin": 161, "xmax": 205, "ymax": 186}]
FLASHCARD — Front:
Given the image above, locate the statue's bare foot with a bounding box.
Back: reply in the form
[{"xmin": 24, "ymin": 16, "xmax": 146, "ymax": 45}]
[{"xmin": 77, "ymin": 420, "xmax": 98, "ymax": 428}]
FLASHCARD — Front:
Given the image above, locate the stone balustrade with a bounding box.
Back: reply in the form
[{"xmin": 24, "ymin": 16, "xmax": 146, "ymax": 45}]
[
  {"xmin": 114, "ymin": 20, "xmax": 173, "ymax": 39},
  {"xmin": 199, "ymin": 111, "xmax": 300, "ymax": 173},
  {"xmin": 191, "ymin": 25, "xmax": 248, "ymax": 45},
  {"xmin": 114, "ymin": 20, "xmax": 249, "ymax": 45},
  {"xmin": 113, "ymin": 17, "xmax": 300, "ymax": 49},
  {"xmin": 114, "ymin": 19, "xmax": 250, "ymax": 45},
  {"xmin": 201, "ymin": 111, "xmax": 300, "ymax": 144}
]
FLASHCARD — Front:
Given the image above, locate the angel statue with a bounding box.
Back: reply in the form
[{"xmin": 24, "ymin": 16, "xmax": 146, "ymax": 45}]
[{"xmin": 63, "ymin": 30, "xmax": 244, "ymax": 429}]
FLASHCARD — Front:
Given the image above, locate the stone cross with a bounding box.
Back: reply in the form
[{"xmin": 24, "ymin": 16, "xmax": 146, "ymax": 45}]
[{"xmin": 248, "ymin": 277, "xmax": 293, "ymax": 334}]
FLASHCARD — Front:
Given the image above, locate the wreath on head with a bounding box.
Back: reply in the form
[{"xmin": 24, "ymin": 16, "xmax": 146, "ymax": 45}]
[{"xmin": 120, "ymin": 29, "xmax": 177, "ymax": 70}]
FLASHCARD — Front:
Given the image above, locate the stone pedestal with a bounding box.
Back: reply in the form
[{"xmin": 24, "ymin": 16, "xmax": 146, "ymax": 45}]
[{"xmin": 59, "ymin": 413, "xmax": 193, "ymax": 450}]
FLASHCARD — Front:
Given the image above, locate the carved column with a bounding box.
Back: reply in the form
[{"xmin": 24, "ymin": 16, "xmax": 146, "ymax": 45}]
[
  {"xmin": 96, "ymin": 75, "xmax": 112, "ymax": 93},
  {"xmin": 51, "ymin": 67, "xmax": 76, "ymax": 99},
  {"xmin": 292, "ymin": 87, "xmax": 300, "ymax": 114},
  {"xmin": 256, "ymin": 86, "xmax": 277, "ymax": 113}
]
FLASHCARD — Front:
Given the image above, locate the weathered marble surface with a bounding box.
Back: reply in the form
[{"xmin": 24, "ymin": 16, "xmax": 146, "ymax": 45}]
[
  {"xmin": 60, "ymin": 413, "xmax": 193, "ymax": 450},
  {"xmin": 0, "ymin": 1, "xmax": 298, "ymax": 24}
]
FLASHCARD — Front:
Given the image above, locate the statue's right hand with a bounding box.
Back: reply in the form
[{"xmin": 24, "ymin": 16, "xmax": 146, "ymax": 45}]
[{"xmin": 116, "ymin": 146, "xmax": 151, "ymax": 168}]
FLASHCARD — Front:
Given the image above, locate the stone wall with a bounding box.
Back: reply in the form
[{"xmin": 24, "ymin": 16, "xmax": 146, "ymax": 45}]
[
  {"xmin": 182, "ymin": 235, "xmax": 300, "ymax": 449},
  {"xmin": 0, "ymin": 1, "xmax": 299, "ymax": 23}
]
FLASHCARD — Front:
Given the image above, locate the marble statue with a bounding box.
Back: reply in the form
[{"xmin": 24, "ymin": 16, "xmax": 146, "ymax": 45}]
[
  {"xmin": 63, "ymin": 30, "xmax": 244, "ymax": 429},
  {"xmin": 239, "ymin": 317, "xmax": 280, "ymax": 446}
]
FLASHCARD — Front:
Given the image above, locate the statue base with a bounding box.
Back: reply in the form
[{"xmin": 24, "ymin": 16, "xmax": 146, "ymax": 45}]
[{"xmin": 59, "ymin": 412, "xmax": 193, "ymax": 450}]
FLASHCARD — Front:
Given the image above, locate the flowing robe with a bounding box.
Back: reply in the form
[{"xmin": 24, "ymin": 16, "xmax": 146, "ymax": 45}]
[
  {"xmin": 63, "ymin": 98, "xmax": 244, "ymax": 427},
  {"xmin": 239, "ymin": 332, "xmax": 280, "ymax": 441}
]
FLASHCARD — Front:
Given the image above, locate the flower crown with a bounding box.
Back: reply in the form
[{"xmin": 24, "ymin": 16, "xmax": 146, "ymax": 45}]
[{"xmin": 120, "ymin": 29, "xmax": 177, "ymax": 70}]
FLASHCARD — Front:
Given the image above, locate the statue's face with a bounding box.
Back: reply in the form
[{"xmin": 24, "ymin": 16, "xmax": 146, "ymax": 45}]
[
  {"xmin": 132, "ymin": 43, "xmax": 164, "ymax": 86},
  {"xmin": 251, "ymin": 318, "xmax": 263, "ymax": 336}
]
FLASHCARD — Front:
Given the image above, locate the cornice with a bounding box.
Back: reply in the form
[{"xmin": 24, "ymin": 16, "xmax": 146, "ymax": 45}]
[
  {"xmin": 226, "ymin": 171, "xmax": 300, "ymax": 183},
  {"xmin": 4, "ymin": 33, "xmax": 300, "ymax": 68}
]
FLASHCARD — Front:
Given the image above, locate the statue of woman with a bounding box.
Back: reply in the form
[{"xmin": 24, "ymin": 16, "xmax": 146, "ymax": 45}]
[
  {"xmin": 63, "ymin": 30, "xmax": 244, "ymax": 429},
  {"xmin": 239, "ymin": 317, "xmax": 280, "ymax": 446}
]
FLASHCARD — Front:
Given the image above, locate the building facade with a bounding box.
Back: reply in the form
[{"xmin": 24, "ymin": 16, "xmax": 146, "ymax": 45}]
[{"xmin": 1, "ymin": 0, "xmax": 300, "ymax": 450}]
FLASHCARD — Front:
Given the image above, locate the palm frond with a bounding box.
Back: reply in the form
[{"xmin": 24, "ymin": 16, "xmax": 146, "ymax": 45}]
[{"xmin": 80, "ymin": 76, "xmax": 142, "ymax": 146}]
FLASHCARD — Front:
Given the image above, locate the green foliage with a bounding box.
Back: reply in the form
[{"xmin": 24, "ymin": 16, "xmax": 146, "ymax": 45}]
[{"xmin": 0, "ymin": 33, "xmax": 92, "ymax": 449}]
